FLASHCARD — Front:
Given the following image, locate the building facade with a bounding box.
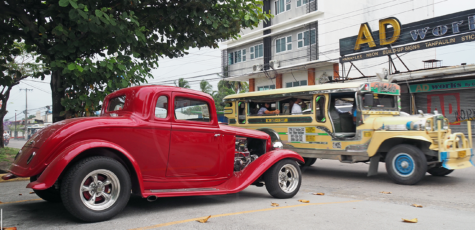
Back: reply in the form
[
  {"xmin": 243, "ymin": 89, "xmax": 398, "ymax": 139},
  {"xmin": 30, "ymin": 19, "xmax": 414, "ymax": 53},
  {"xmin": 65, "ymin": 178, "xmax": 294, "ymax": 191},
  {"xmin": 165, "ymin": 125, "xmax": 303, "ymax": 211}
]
[{"xmin": 221, "ymin": 0, "xmax": 435, "ymax": 91}]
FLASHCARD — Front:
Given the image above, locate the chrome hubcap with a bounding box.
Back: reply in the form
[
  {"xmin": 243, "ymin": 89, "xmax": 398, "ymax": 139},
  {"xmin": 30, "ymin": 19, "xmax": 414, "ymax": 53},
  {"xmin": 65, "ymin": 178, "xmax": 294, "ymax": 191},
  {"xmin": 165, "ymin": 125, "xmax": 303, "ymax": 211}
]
[
  {"xmin": 278, "ymin": 164, "xmax": 299, "ymax": 193},
  {"xmin": 80, "ymin": 169, "xmax": 120, "ymax": 211}
]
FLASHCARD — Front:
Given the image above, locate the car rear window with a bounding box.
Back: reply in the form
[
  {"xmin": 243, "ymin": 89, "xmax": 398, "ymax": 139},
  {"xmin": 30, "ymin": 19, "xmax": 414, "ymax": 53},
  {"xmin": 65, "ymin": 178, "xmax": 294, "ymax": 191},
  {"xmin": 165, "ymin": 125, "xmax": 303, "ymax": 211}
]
[{"xmin": 107, "ymin": 95, "xmax": 126, "ymax": 112}]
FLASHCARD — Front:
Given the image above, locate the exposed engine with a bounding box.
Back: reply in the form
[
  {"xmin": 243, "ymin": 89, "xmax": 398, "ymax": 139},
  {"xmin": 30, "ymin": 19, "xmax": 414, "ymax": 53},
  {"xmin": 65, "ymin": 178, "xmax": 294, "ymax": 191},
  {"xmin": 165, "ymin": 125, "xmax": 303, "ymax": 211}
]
[{"xmin": 234, "ymin": 137, "xmax": 259, "ymax": 171}]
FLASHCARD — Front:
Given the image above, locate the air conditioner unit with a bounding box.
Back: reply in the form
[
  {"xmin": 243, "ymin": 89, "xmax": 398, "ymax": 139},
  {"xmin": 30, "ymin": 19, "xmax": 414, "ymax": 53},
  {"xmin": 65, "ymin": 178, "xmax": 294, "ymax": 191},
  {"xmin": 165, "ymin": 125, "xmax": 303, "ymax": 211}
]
[
  {"xmin": 252, "ymin": 64, "xmax": 263, "ymax": 72},
  {"xmin": 269, "ymin": 60, "xmax": 280, "ymax": 68}
]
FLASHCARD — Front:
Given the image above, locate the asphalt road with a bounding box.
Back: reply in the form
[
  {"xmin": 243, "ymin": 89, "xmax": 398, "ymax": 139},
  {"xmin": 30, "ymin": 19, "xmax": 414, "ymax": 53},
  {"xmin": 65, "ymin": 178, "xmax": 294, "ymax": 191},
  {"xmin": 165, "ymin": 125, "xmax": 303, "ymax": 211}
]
[
  {"xmin": 5, "ymin": 139, "xmax": 27, "ymax": 149},
  {"xmin": 1, "ymin": 159, "xmax": 474, "ymax": 229}
]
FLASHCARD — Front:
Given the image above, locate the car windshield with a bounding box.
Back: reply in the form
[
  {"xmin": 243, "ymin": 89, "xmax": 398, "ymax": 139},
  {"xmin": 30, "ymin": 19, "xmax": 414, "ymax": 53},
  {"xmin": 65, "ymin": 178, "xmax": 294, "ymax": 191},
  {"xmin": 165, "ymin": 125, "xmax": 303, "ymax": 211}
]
[{"xmin": 361, "ymin": 93, "xmax": 397, "ymax": 111}]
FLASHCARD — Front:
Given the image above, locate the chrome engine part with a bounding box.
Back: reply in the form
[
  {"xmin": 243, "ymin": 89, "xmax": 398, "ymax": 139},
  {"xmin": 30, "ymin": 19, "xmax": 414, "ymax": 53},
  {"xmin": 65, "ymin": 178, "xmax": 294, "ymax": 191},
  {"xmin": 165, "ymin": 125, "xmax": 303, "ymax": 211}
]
[{"xmin": 234, "ymin": 137, "xmax": 258, "ymax": 171}]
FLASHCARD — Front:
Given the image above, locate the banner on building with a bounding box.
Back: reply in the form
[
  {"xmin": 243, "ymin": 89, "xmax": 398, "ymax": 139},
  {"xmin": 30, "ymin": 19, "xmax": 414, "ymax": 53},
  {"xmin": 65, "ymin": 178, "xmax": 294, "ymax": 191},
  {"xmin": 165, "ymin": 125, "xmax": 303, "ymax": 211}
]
[{"xmin": 339, "ymin": 8, "xmax": 475, "ymax": 58}]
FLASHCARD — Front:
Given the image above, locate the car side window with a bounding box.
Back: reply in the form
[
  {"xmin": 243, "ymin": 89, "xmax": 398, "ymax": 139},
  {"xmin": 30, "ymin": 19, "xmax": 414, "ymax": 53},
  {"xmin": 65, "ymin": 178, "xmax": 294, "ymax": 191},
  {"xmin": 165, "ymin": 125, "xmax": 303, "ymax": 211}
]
[
  {"xmin": 155, "ymin": 96, "xmax": 168, "ymax": 118},
  {"xmin": 174, "ymin": 97, "xmax": 210, "ymax": 122}
]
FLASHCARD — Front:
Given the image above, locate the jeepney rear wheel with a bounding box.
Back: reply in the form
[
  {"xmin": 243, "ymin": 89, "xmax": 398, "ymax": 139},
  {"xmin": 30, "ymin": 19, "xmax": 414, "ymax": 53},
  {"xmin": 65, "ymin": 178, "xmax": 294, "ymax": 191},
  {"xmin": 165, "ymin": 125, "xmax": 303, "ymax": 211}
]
[
  {"xmin": 385, "ymin": 144, "xmax": 427, "ymax": 185},
  {"xmin": 61, "ymin": 156, "xmax": 131, "ymax": 222},
  {"xmin": 428, "ymin": 166, "xmax": 454, "ymax": 176},
  {"xmin": 264, "ymin": 159, "xmax": 302, "ymax": 198},
  {"xmin": 30, "ymin": 176, "xmax": 62, "ymax": 203},
  {"xmin": 299, "ymin": 158, "xmax": 317, "ymax": 168}
]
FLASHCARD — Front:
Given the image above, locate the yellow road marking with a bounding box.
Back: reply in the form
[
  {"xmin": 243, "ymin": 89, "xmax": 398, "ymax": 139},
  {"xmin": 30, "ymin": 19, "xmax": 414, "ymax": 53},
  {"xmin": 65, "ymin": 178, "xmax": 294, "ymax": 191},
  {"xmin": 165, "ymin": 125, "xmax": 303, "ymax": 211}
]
[
  {"xmin": 0, "ymin": 199, "xmax": 42, "ymax": 205},
  {"xmin": 130, "ymin": 200, "xmax": 361, "ymax": 230},
  {"xmin": 0, "ymin": 174, "xmax": 30, "ymax": 183}
]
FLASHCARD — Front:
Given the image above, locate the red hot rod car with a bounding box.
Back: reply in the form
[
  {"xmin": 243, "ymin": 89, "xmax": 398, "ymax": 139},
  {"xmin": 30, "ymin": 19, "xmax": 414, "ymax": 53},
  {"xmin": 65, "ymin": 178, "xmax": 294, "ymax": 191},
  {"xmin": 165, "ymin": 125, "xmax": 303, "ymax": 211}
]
[{"xmin": 3, "ymin": 85, "xmax": 304, "ymax": 222}]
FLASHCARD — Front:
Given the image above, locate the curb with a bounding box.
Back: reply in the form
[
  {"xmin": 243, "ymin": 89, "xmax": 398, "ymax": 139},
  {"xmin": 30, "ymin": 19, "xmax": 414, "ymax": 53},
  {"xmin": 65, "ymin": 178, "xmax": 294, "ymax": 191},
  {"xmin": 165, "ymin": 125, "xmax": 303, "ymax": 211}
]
[{"xmin": 0, "ymin": 174, "xmax": 30, "ymax": 183}]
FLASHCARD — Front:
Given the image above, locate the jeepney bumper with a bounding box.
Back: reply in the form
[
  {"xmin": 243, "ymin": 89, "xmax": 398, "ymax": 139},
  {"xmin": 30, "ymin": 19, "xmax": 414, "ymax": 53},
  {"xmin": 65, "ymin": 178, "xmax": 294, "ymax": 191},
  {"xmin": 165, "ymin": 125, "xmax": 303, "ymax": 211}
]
[{"xmin": 440, "ymin": 148, "xmax": 474, "ymax": 170}]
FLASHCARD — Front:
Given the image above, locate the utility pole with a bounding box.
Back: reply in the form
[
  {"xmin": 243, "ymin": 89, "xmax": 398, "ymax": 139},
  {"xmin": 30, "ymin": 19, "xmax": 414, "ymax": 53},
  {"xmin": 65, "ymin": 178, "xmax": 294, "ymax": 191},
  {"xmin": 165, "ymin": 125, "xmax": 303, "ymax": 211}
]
[
  {"xmin": 14, "ymin": 110, "xmax": 17, "ymax": 139},
  {"xmin": 19, "ymin": 88, "xmax": 33, "ymax": 139}
]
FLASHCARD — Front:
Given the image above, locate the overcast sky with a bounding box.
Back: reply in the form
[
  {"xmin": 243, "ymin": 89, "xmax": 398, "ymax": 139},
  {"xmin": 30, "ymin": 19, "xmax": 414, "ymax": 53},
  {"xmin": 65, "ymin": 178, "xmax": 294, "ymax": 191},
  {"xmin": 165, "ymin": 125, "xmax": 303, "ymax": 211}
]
[{"xmin": 4, "ymin": 0, "xmax": 474, "ymax": 121}]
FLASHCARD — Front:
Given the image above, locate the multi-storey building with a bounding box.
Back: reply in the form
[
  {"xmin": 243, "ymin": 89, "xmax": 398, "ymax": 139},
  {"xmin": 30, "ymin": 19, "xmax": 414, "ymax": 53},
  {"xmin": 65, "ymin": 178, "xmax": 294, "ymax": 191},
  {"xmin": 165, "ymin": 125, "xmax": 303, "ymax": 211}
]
[{"xmin": 221, "ymin": 0, "xmax": 435, "ymax": 91}]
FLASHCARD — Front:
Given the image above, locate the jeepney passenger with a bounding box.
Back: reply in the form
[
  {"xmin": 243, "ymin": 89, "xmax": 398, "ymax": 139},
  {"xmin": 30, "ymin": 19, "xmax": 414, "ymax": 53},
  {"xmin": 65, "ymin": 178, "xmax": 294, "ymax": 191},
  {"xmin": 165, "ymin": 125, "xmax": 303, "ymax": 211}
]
[
  {"xmin": 257, "ymin": 103, "xmax": 280, "ymax": 115},
  {"xmin": 291, "ymin": 98, "xmax": 303, "ymax": 115}
]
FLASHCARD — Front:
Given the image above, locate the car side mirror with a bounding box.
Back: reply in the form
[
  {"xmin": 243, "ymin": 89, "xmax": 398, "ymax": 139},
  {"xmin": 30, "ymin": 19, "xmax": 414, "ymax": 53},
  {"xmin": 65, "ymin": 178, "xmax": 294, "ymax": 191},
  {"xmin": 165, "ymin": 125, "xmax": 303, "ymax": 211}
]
[{"xmin": 364, "ymin": 94, "xmax": 373, "ymax": 107}]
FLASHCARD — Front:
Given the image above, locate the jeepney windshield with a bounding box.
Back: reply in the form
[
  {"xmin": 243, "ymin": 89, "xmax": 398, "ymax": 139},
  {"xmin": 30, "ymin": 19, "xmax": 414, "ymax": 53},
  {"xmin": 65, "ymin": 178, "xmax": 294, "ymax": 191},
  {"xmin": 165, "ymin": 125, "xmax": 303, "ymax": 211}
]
[{"xmin": 361, "ymin": 93, "xmax": 397, "ymax": 111}]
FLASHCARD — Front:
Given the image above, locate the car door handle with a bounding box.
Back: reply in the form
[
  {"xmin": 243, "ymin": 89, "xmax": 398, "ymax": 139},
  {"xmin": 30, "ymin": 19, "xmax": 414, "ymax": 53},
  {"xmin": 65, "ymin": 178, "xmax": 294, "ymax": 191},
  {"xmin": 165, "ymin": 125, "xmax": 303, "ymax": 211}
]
[{"xmin": 214, "ymin": 134, "xmax": 221, "ymax": 137}]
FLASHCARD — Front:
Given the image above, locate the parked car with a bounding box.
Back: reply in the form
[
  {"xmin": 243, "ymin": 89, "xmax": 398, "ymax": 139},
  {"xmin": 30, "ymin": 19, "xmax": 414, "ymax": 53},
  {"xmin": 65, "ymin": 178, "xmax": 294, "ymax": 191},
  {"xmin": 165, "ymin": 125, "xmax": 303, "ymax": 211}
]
[{"xmin": 2, "ymin": 86, "xmax": 304, "ymax": 222}]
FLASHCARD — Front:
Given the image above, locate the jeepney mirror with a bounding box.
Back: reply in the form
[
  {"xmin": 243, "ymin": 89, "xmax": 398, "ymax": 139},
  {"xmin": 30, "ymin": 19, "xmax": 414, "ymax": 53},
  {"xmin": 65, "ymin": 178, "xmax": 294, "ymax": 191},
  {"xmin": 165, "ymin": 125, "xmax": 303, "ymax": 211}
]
[{"xmin": 364, "ymin": 93, "xmax": 373, "ymax": 107}]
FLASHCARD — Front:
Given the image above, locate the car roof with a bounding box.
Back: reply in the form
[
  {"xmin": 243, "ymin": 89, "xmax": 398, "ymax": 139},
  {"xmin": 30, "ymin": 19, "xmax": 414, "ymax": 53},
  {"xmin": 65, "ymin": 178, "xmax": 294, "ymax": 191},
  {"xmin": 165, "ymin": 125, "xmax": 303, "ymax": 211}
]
[{"xmin": 112, "ymin": 85, "xmax": 212, "ymax": 99}]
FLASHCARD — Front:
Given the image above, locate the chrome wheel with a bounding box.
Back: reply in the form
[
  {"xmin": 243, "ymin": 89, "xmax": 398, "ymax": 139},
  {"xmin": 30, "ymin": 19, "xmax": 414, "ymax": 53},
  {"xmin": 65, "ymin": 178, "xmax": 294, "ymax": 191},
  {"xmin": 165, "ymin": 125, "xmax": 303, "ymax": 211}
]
[
  {"xmin": 278, "ymin": 164, "xmax": 299, "ymax": 193},
  {"xmin": 80, "ymin": 169, "xmax": 120, "ymax": 211}
]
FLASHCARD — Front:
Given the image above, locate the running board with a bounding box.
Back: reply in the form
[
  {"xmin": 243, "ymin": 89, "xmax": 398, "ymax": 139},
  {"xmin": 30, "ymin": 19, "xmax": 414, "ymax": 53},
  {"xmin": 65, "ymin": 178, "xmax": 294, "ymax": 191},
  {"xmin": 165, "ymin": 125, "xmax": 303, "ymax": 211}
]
[{"xmin": 149, "ymin": 188, "xmax": 219, "ymax": 193}]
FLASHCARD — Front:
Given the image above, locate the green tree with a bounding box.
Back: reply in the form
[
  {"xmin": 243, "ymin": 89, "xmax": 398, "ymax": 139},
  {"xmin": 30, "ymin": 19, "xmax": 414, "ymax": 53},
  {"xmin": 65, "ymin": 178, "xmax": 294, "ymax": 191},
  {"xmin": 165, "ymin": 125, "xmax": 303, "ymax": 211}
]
[
  {"xmin": 199, "ymin": 80, "xmax": 213, "ymax": 94},
  {"xmin": 0, "ymin": 42, "xmax": 45, "ymax": 147},
  {"xmin": 1, "ymin": 0, "xmax": 270, "ymax": 122},
  {"xmin": 174, "ymin": 78, "xmax": 191, "ymax": 88}
]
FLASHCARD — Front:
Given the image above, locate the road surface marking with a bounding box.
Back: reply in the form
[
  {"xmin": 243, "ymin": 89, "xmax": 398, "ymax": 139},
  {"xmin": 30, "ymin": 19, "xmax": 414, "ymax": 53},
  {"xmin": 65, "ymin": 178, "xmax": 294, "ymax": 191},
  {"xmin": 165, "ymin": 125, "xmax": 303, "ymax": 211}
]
[
  {"xmin": 130, "ymin": 200, "xmax": 361, "ymax": 230},
  {"xmin": 0, "ymin": 199, "xmax": 42, "ymax": 205}
]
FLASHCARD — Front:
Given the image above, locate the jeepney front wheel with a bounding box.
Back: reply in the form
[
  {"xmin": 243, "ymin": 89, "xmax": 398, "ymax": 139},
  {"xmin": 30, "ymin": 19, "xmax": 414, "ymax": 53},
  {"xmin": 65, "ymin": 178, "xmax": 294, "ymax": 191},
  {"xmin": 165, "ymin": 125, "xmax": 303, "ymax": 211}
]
[{"xmin": 385, "ymin": 144, "xmax": 427, "ymax": 185}]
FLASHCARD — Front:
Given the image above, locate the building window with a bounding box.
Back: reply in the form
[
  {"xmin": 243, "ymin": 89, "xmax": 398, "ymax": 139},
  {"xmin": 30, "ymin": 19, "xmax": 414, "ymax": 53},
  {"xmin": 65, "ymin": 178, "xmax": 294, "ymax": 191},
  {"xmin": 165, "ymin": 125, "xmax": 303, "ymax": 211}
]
[
  {"xmin": 250, "ymin": 44, "xmax": 263, "ymax": 59},
  {"xmin": 297, "ymin": 0, "xmax": 314, "ymax": 7},
  {"xmin": 276, "ymin": 36, "xmax": 292, "ymax": 53},
  {"xmin": 286, "ymin": 80, "xmax": 307, "ymax": 88},
  {"xmin": 257, "ymin": 85, "xmax": 276, "ymax": 91},
  {"xmin": 275, "ymin": 0, "xmax": 291, "ymax": 14},
  {"xmin": 297, "ymin": 29, "xmax": 316, "ymax": 48},
  {"xmin": 228, "ymin": 49, "xmax": 247, "ymax": 65}
]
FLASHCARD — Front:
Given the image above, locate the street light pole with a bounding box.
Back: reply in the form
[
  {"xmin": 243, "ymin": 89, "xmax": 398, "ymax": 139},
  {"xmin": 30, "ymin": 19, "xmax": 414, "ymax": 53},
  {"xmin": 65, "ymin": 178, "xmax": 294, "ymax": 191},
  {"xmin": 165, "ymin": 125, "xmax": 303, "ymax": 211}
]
[
  {"xmin": 14, "ymin": 110, "xmax": 17, "ymax": 139},
  {"xmin": 19, "ymin": 88, "xmax": 33, "ymax": 139}
]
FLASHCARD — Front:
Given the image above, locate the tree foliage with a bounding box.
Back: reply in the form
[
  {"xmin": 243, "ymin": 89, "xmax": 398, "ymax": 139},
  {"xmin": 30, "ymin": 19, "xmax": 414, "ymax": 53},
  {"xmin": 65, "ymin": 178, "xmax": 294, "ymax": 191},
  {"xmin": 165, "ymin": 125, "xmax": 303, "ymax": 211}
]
[
  {"xmin": 0, "ymin": 42, "xmax": 44, "ymax": 147},
  {"xmin": 199, "ymin": 80, "xmax": 213, "ymax": 94},
  {"xmin": 0, "ymin": 0, "xmax": 270, "ymax": 121},
  {"xmin": 174, "ymin": 78, "xmax": 190, "ymax": 88}
]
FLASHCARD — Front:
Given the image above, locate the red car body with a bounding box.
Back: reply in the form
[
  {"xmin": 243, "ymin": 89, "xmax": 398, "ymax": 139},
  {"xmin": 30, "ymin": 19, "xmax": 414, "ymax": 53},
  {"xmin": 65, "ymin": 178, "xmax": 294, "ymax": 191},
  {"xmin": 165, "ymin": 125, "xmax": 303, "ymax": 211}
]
[{"xmin": 7, "ymin": 86, "xmax": 304, "ymax": 199}]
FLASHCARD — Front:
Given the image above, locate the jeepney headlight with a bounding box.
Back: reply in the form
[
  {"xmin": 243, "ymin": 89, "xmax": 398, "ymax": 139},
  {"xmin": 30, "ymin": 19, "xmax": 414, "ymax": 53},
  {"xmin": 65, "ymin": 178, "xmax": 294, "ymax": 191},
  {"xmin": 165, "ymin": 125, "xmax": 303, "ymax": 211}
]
[
  {"xmin": 425, "ymin": 120, "xmax": 432, "ymax": 131},
  {"xmin": 443, "ymin": 118, "xmax": 449, "ymax": 130}
]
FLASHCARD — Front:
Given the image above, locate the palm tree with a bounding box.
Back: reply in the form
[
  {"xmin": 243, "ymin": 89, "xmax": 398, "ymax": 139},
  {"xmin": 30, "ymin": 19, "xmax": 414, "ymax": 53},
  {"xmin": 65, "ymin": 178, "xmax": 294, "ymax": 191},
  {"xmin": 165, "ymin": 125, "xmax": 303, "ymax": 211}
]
[
  {"xmin": 174, "ymin": 78, "xmax": 190, "ymax": 88},
  {"xmin": 199, "ymin": 80, "xmax": 213, "ymax": 94}
]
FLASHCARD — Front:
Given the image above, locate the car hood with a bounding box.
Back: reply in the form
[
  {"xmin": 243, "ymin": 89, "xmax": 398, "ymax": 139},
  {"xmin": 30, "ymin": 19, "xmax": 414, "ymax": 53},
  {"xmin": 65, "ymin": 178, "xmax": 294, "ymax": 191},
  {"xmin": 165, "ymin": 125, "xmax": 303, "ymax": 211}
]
[{"xmin": 219, "ymin": 124, "xmax": 270, "ymax": 140}]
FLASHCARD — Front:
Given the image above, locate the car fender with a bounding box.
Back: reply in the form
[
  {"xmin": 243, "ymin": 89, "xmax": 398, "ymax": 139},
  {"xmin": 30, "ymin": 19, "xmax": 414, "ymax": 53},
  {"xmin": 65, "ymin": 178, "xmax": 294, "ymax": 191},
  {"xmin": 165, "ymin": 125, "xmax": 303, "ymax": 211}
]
[
  {"xmin": 26, "ymin": 140, "xmax": 144, "ymax": 192},
  {"xmin": 220, "ymin": 149, "xmax": 304, "ymax": 192},
  {"xmin": 367, "ymin": 132, "xmax": 433, "ymax": 157}
]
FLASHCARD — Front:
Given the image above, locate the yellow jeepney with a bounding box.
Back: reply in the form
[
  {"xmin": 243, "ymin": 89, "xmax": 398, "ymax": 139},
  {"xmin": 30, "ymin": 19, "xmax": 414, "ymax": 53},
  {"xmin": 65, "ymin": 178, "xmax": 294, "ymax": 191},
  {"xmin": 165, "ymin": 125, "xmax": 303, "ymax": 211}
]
[{"xmin": 223, "ymin": 82, "xmax": 474, "ymax": 185}]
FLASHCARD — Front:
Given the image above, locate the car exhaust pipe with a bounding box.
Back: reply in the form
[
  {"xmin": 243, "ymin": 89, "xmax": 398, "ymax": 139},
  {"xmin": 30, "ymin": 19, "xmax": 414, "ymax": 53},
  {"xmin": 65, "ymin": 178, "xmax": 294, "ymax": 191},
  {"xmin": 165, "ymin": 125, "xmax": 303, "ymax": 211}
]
[{"xmin": 147, "ymin": 195, "xmax": 157, "ymax": 202}]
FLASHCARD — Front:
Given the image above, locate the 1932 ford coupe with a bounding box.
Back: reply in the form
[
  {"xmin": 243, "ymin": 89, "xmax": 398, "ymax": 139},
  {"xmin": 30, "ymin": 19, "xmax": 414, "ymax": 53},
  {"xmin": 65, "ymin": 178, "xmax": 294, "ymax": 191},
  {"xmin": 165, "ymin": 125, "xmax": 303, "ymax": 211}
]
[{"xmin": 3, "ymin": 86, "xmax": 304, "ymax": 222}]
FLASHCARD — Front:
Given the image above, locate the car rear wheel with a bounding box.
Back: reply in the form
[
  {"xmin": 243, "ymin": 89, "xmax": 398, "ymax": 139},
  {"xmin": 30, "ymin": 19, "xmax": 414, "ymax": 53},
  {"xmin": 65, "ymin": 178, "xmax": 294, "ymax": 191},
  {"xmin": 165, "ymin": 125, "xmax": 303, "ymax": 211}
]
[
  {"xmin": 61, "ymin": 156, "xmax": 131, "ymax": 222},
  {"xmin": 30, "ymin": 176, "xmax": 62, "ymax": 203},
  {"xmin": 385, "ymin": 144, "xmax": 427, "ymax": 185},
  {"xmin": 428, "ymin": 166, "xmax": 454, "ymax": 176},
  {"xmin": 264, "ymin": 159, "xmax": 301, "ymax": 198}
]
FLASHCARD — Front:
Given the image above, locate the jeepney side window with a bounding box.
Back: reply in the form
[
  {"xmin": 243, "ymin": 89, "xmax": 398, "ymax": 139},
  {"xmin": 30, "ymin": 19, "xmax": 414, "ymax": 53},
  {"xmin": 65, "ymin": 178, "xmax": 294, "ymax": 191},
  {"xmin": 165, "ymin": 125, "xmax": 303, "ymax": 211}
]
[
  {"xmin": 238, "ymin": 101, "xmax": 246, "ymax": 124},
  {"xmin": 315, "ymin": 95, "xmax": 326, "ymax": 123}
]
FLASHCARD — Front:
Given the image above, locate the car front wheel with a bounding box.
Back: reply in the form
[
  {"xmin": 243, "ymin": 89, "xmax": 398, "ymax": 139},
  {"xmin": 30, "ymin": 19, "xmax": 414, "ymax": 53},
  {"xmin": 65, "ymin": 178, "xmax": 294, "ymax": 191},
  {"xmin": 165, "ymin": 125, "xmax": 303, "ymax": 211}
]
[
  {"xmin": 61, "ymin": 156, "xmax": 131, "ymax": 222},
  {"xmin": 264, "ymin": 159, "xmax": 302, "ymax": 198},
  {"xmin": 385, "ymin": 144, "xmax": 427, "ymax": 185}
]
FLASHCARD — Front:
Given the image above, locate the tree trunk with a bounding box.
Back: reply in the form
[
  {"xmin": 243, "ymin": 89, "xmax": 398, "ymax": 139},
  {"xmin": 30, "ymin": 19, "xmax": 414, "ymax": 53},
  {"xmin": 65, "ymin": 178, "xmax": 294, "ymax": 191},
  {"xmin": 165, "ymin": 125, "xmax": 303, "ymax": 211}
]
[
  {"xmin": 0, "ymin": 87, "xmax": 12, "ymax": 148},
  {"xmin": 50, "ymin": 70, "xmax": 66, "ymax": 122}
]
